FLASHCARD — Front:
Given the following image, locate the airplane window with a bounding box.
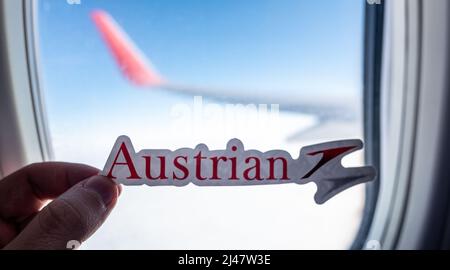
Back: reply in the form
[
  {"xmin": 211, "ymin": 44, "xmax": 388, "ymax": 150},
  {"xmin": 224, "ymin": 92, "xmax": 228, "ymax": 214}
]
[{"xmin": 37, "ymin": 0, "xmax": 365, "ymax": 249}]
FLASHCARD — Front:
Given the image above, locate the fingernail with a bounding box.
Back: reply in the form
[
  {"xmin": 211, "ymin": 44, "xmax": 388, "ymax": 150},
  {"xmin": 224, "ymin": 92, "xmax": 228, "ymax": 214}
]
[{"xmin": 83, "ymin": 176, "xmax": 118, "ymax": 206}]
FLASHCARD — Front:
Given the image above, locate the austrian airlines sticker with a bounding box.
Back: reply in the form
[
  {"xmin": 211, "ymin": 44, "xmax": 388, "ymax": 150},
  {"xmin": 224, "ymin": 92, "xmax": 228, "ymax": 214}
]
[{"xmin": 101, "ymin": 136, "xmax": 376, "ymax": 204}]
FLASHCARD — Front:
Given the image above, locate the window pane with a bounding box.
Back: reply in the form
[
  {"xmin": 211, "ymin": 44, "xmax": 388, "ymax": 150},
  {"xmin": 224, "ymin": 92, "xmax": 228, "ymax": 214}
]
[{"xmin": 37, "ymin": 0, "xmax": 365, "ymax": 249}]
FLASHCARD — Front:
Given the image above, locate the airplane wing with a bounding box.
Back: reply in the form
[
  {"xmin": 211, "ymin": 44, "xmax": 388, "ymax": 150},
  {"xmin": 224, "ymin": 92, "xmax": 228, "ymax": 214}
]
[{"xmin": 91, "ymin": 10, "xmax": 359, "ymax": 126}]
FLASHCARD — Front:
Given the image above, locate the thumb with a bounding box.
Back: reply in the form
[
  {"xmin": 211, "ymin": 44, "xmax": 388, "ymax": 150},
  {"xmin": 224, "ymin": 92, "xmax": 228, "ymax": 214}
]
[{"xmin": 4, "ymin": 175, "xmax": 121, "ymax": 250}]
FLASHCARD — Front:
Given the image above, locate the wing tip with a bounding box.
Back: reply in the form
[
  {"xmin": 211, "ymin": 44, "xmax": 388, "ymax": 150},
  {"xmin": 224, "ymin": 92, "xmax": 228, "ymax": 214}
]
[{"xmin": 90, "ymin": 9, "xmax": 166, "ymax": 88}]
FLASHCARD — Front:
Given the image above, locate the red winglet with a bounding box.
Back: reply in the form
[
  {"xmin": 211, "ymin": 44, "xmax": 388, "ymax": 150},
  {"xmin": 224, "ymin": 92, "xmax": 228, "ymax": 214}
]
[{"xmin": 91, "ymin": 10, "xmax": 164, "ymax": 87}]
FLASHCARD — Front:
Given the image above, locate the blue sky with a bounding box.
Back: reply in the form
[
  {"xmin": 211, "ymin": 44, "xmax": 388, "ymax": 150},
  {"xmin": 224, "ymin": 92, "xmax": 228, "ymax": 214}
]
[
  {"xmin": 37, "ymin": 0, "xmax": 364, "ymax": 158},
  {"xmin": 39, "ymin": 1, "xmax": 363, "ymax": 103}
]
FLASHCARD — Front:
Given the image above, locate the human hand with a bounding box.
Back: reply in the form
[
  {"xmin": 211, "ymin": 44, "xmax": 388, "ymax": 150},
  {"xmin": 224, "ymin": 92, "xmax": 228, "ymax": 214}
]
[{"xmin": 0, "ymin": 162, "xmax": 121, "ymax": 250}]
